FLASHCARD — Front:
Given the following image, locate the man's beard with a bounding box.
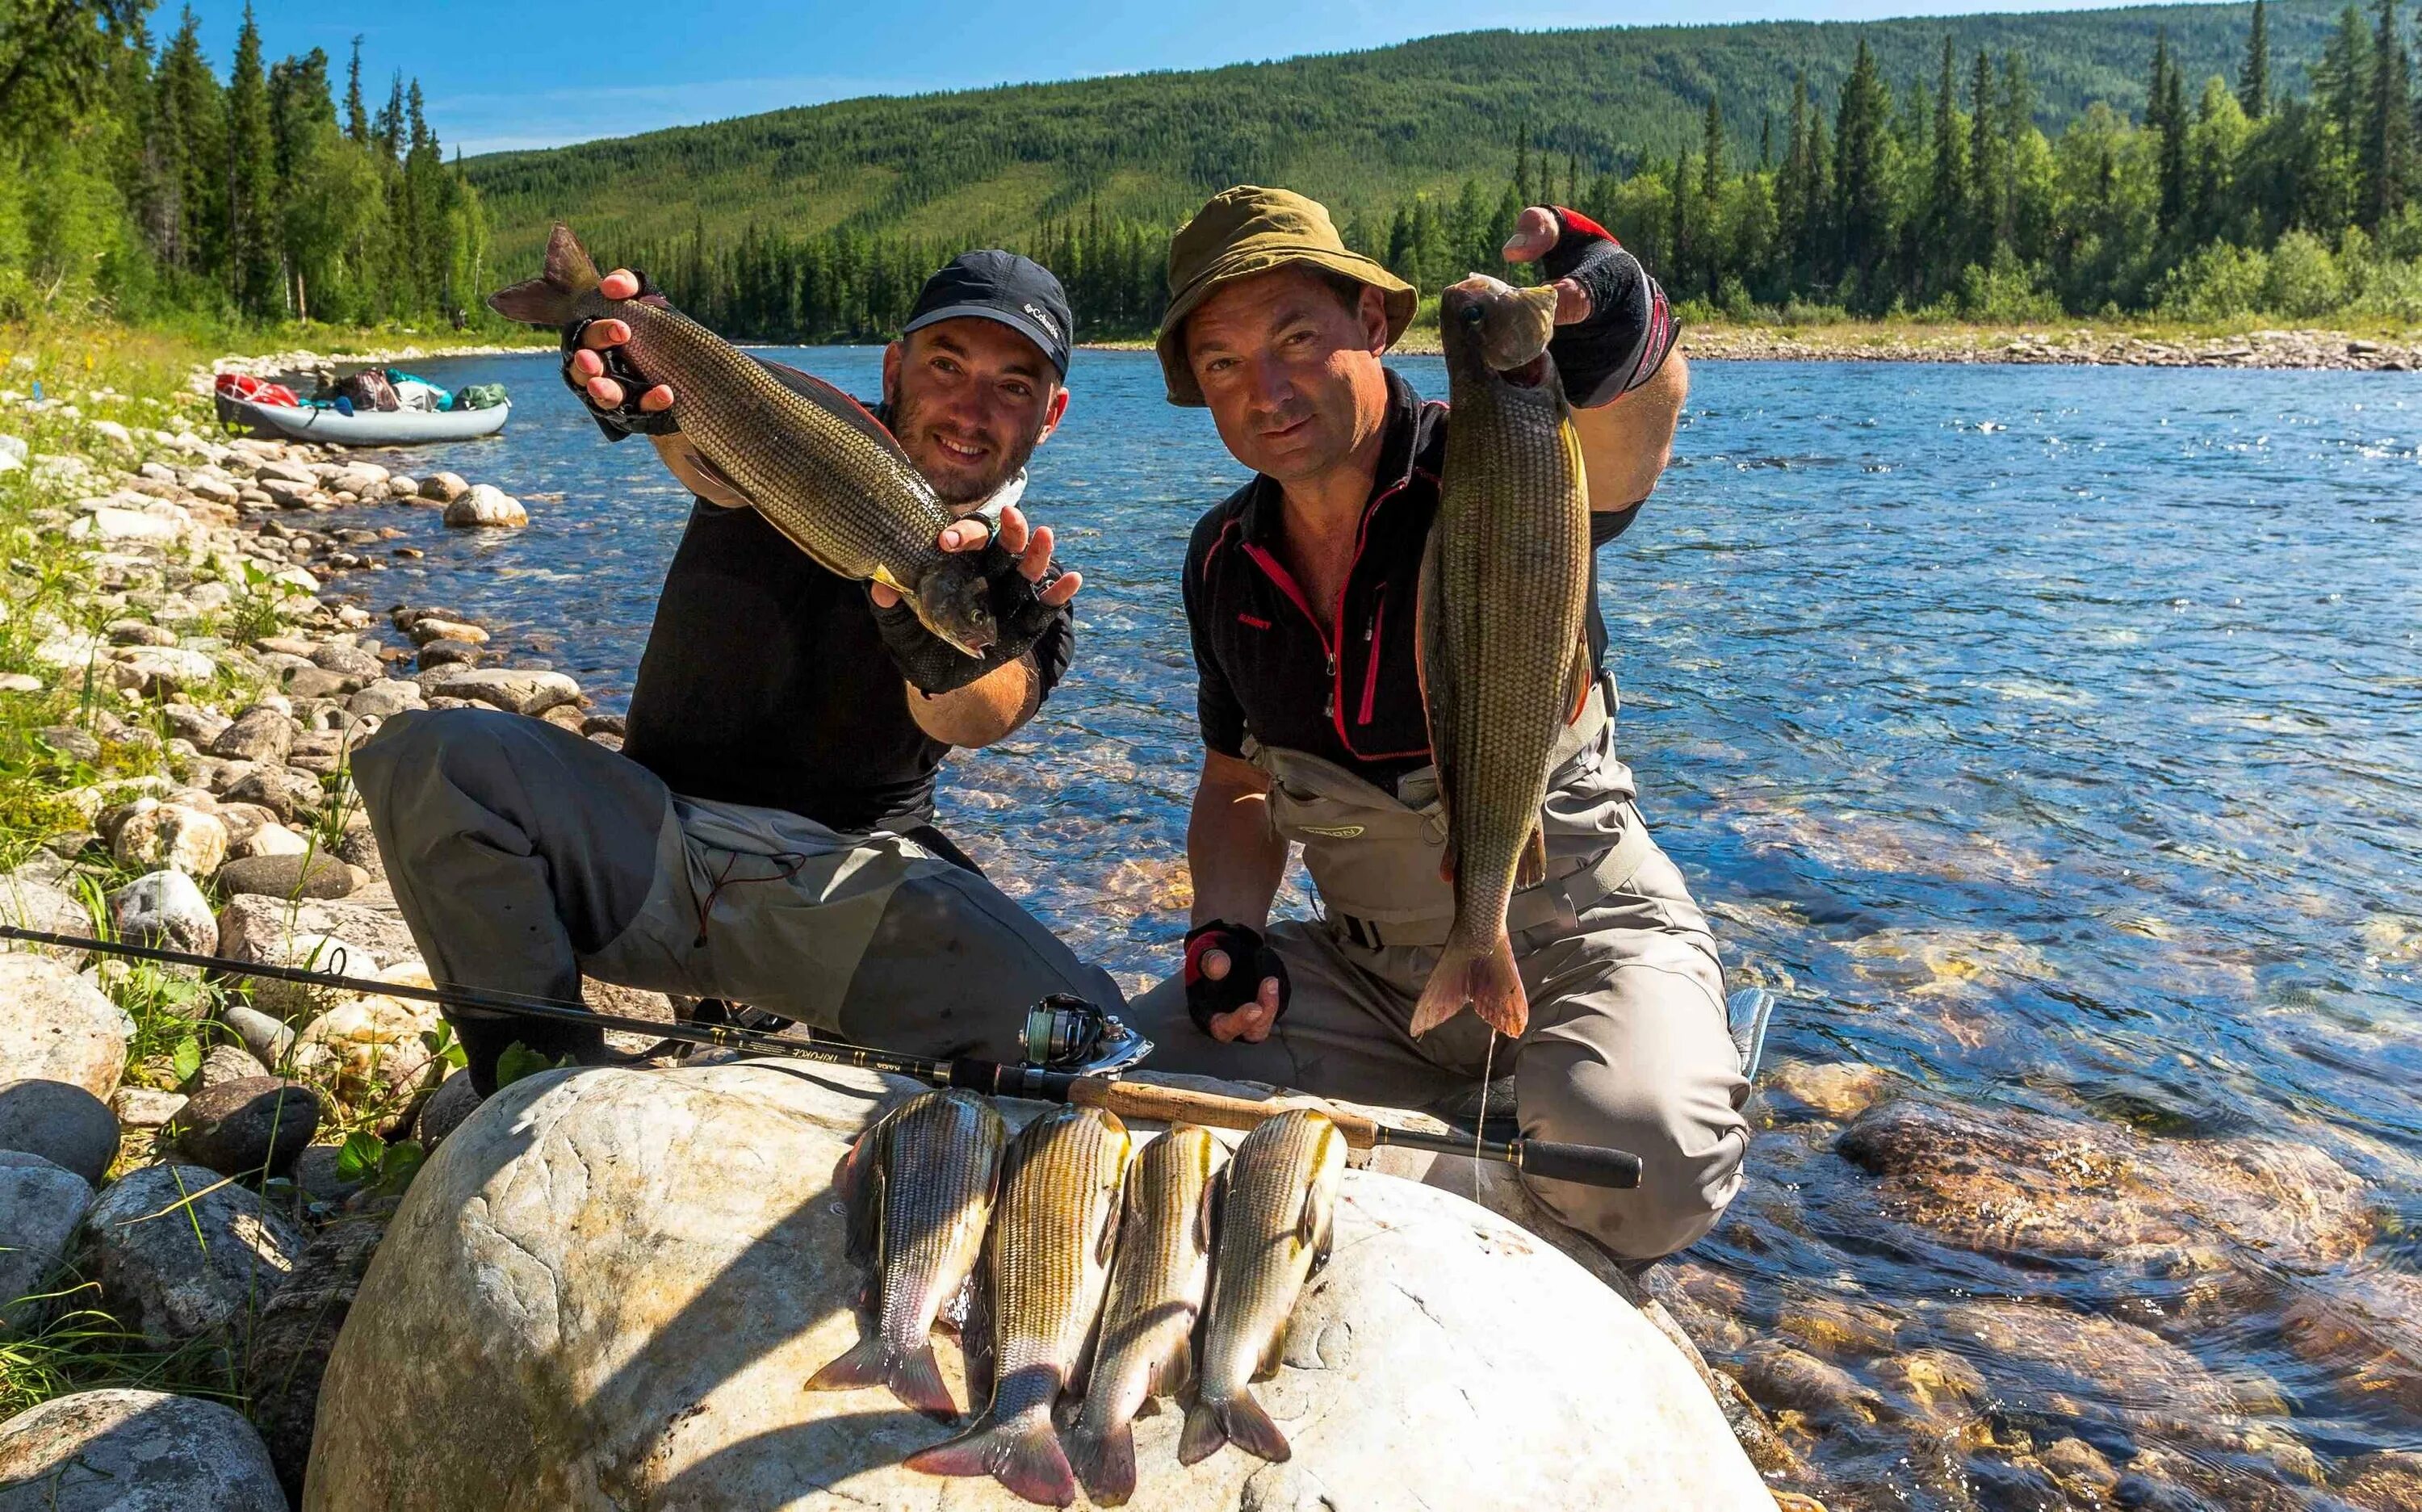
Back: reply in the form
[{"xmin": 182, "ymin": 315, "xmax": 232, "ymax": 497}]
[{"xmin": 891, "ymin": 392, "xmax": 1044, "ymax": 507}]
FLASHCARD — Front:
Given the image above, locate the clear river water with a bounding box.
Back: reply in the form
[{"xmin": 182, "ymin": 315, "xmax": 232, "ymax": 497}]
[{"xmin": 324, "ymin": 349, "xmax": 2420, "ymax": 1509}]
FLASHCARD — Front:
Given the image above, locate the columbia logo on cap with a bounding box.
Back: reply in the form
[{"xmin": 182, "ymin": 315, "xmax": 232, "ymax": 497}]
[{"xmin": 1023, "ymin": 303, "xmax": 1063, "ymax": 343}]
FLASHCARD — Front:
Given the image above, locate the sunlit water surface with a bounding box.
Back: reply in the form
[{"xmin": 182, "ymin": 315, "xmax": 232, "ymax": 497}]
[{"xmin": 330, "ymin": 350, "xmax": 2420, "ymax": 1506}]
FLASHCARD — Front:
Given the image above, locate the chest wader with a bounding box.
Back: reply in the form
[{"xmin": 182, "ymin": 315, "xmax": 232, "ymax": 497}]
[{"xmin": 1249, "ymin": 678, "xmax": 1652, "ymax": 960}]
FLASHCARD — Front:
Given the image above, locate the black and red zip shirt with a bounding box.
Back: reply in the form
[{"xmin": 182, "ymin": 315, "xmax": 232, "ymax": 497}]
[{"xmin": 1183, "ymin": 368, "xmax": 1636, "ymax": 792}]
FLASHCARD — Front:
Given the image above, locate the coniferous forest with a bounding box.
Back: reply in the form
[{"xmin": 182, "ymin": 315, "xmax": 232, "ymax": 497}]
[
  {"xmin": 0, "ymin": 2, "xmax": 488, "ymax": 326},
  {"xmin": 5, "ymin": 0, "xmax": 2420, "ymax": 338}
]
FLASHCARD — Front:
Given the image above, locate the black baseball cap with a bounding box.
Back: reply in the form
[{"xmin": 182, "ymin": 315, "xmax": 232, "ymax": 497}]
[{"xmin": 903, "ymin": 250, "xmax": 1074, "ymax": 378}]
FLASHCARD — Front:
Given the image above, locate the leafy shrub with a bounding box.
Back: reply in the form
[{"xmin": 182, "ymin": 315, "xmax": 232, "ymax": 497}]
[
  {"xmin": 1959, "ymin": 250, "xmax": 2063, "ymax": 322},
  {"xmin": 2260, "ymin": 232, "xmax": 2343, "ymax": 319},
  {"xmin": 2156, "ymin": 241, "xmax": 2269, "ymax": 320}
]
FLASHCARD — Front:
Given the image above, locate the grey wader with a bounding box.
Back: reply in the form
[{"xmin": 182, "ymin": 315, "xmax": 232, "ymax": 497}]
[
  {"xmin": 1131, "ymin": 682, "xmax": 1750, "ymax": 1261},
  {"xmin": 353, "ymin": 708, "xmax": 1121, "ymax": 1091}
]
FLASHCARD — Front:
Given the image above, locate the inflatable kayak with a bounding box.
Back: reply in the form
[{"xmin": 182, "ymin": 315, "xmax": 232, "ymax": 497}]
[{"xmin": 216, "ymin": 393, "xmax": 510, "ymax": 446}]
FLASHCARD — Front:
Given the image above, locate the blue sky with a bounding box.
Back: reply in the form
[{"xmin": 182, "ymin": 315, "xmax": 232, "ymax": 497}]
[{"xmin": 187, "ymin": 0, "xmax": 2206, "ymax": 155}]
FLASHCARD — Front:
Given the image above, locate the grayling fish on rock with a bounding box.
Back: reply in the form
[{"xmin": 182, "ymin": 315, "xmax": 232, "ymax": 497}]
[
  {"xmin": 1409, "ymin": 273, "xmax": 1594, "ymax": 1041},
  {"xmin": 905, "ymin": 1103, "xmax": 1132, "ymax": 1507},
  {"xmin": 487, "ymin": 223, "xmax": 1008, "ymax": 655},
  {"xmin": 808, "ymin": 1089, "xmax": 1008, "ymax": 1418},
  {"xmin": 1182, "ymin": 1108, "xmax": 1346, "ymax": 1468},
  {"xmin": 1067, "ymin": 1123, "xmax": 1225, "ymax": 1505}
]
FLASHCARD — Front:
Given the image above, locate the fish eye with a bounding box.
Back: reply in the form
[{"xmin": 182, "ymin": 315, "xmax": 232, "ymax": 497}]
[{"xmin": 1459, "ymin": 304, "xmax": 1486, "ymax": 325}]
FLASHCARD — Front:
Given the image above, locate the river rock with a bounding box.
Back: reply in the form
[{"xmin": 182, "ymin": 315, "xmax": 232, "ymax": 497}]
[
  {"xmin": 442, "ymin": 484, "xmax": 526, "ymax": 528},
  {"xmin": 232, "ymin": 819, "xmax": 312, "ymax": 858},
  {"xmin": 170, "ymin": 1076, "xmax": 319, "ymax": 1178},
  {"xmin": 0, "ymin": 1151, "xmax": 92, "ymax": 1334},
  {"xmin": 310, "ymin": 642, "xmax": 387, "ymax": 681},
  {"xmin": 109, "ymin": 646, "xmax": 216, "ymax": 695},
  {"xmin": 109, "ymin": 799, "xmax": 228, "ymax": 882},
  {"xmin": 1837, "ymin": 1099, "xmax": 2373, "ymax": 1268},
  {"xmin": 291, "ymin": 966, "xmax": 443, "ymax": 1105},
  {"xmin": 78, "ymin": 1162, "xmax": 305, "ymax": 1348},
  {"xmin": 2280, "ymin": 1268, "xmax": 2422, "ymax": 1418},
  {"xmin": 224, "ymin": 1003, "xmax": 295, "ymax": 1068},
  {"xmin": 245, "ymin": 1213, "xmax": 389, "ymax": 1501},
  {"xmin": 105, "ymin": 869, "xmax": 217, "ymax": 954},
  {"xmin": 347, "ymin": 678, "xmax": 425, "ymax": 718},
  {"xmin": 420, "ymin": 471, "xmax": 469, "ymax": 503},
  {"xmin": 418, "ymin": 665, "xmax": 580, "ymax": 715},
  {"xmin": 199, "ymin": 1041, "xmax": 270, "ymax": 1089},
  {"xmin": 417, "ymin": 638, "xmax": 481, "ymax": 668},
  {"xmin": 2337, "ymin": 1451, "xmax": 2422, "ymax": 1510},
  {"xmin": 0, "ymin": 1079, "xmax": 119, "ymax": 1183},
  {"xmin": 111, "ymin": 1087, "xmax": 187, "ymax": 1127},
  {"xmin": 0, "ymin": 955, "xmax": 133, "ymax": 1099},
  {"xmin": 220, "ymin": 763, "xmax": 325, "ymax": 822},
  {"xmin": 305, "ymin": 1060, "xmax": 1770, "ymax": 1510},
  {"xmin": 408, "ymin": 616, "xmax": 488, "ymax": 645},
  {"xmin": 216, "ymin": 890, "xmax": 417, "ymax": 976},
  {"xmin": 0, "ymin": 1388, "xmax": 286, "ymax": 1511},
  {"xmin": 256, "ymin": 458, "xmax": 316, "ymax": 485},
  {"xmin": 161, "ymin": 702, "xmax": 231, "ymax": 746},
  {"xmin": 411, "ymin": 1067, "xmax": 483, "ymax": 1150},
  {"xmin": 1, "ymin": 865, "xmax": 94, "ymax": 949},
  {"xmin": 211, "ymin": 705, "xmax": 296, "ymax": 764},
  {"xmin": 1764, "ymin": 1059, "xmax": 1896, "ymax": 1122},
  {"xmin": 218, "ymin": 850, "xmax": 358, "ymax": 900}
]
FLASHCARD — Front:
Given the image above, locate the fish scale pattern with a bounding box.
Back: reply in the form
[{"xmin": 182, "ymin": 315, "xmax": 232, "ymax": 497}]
[
  {"xmin": 619, "ymin": 303, "xmax": 958, "ymax": 584},
  {"xmin": 1425, "ymin": 284, "xmax": 1594, "ymax": 992},
  {"xmin": 983, "ymin": 1105, "xmax": 1132, "ymax": 1421},
  {"xmin": 869, "ymin": 1092, "xmax": 1008, "ymax": 1364}
]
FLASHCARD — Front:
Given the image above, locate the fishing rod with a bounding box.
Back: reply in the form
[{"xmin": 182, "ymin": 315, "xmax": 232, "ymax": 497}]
[{"xmin": 0, "ymin": 924, "xmax": 1641, "ymax": 1190}]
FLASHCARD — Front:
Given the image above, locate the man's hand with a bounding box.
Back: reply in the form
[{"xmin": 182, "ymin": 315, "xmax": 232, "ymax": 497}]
[
  {"xmin": 1184, "ymin": 920, "xmax": 1289, "ymax": 1044},
  {"xmin": 1500, "ymin": 206, "xmax": 1676, "ymax": 412},
  {"xmin": 868, "ymin": 503, "xmax": 1080, "ymax": 610},
  {"xmin": 567, "ymin": 270, "xmax": 675, "ymax": 413}
]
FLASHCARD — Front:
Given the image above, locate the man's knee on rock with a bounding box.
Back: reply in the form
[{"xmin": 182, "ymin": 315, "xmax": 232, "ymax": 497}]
[{"xmin": 1522, "ymin": 1069, "xmax": 1744, "ymax": 1261}]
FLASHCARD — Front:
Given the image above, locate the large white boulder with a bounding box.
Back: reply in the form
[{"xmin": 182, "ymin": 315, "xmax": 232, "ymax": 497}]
[
  {"xmin": 442, "ymin": 484, "xmax": 526, "ymax": 528},
  {"xmin": 0, "ymin": 1388, "xmax": 285, "ymax": 1510},
  {"xmin": 306, "ymin": 1061, "xmax": 1770, "ymax": 1510}
]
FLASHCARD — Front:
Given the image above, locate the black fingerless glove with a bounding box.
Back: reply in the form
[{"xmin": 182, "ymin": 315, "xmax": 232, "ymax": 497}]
[
  {"xmin": 1182, "ymin": 919, "xmax": 1292, "ymax": 1035},
  {"xmin": 1538, "ymin": 208, "xmax": 1679, "ymax": 410},
  {"xmin": 870, "ymin": 541, "xmax": 1068, "ymax": 696},
  {"xmin": 560, "ymin": 270, "xmax": 678, "ymax": 441}
]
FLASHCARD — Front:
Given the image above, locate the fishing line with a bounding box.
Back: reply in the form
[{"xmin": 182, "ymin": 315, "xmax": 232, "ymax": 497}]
[{"xmin": 1472, "ymin": 1029, "xmax": 1496, "ymax": 1204}]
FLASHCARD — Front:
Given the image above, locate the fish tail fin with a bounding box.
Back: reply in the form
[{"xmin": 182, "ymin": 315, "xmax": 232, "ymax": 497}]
[
  {"xmin": 1177, "ymin": 1399, "xmax": 1227, "ymax": 1466},
  {"xmin": 1180, "ymin": 1389, "xmax": 1291, "ymax": 1467},
  {"xmin": 904, "ymin": 1409, "xmax": 1077, "ymax": 1507},
  {"xmin": 1066, "ymin": 1420, "xmax": 1138, "ymax": 1506},
  {"xmin": 804, "ymin": 1338, "xmax": 956, "ymax": 1420},
  {"xmin": 1410, "ymin": 928, "xmax": 1527, "ymax": 1039},
  {"xmin": 485, "ymin": 224, "xmax": 600, "ymax": 328}
]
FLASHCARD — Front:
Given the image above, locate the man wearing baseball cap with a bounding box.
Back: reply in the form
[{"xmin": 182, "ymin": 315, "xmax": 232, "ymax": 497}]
[
  {"xmin": 354, "ymin": 249, "xmax": 1121, "ymax": 1094},
  {"xmin": 1128, "ymin": 186, "xmax": 1747, "ymax": 1265}
]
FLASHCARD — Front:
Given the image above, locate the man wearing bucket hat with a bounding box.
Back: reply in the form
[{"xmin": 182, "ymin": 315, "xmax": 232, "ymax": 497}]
[{"xmin": 1129, "ymin": 186, "xmax": 1745, "ymax": 1264}]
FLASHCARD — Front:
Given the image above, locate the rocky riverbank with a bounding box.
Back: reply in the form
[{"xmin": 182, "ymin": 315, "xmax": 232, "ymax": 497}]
[{"xmin": 1678, "ymin": 322, "xmax": 2420, "ymax": 369}]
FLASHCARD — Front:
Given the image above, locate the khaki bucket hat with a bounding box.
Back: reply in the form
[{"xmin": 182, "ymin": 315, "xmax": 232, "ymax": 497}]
[{"xmin": 1155, "ymin": 185, "xmax": 1418, "ymax": 406}]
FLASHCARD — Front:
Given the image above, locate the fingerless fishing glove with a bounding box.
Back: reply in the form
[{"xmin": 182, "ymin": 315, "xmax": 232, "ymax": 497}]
[
  {"xmin": 559, "ymin": 270, "xmax": 679, "ymax": 440},
  {"xmin": 1182, "ymin": 919, "xmax": 1293, "ymax": 1035},
  {"xmin": 1537, "ymin": 208, "xmax": 1679, "ymax": 410},
  {"xmin": 870, "ymin": 542, "xmax": 1069, "ymax": 696}
]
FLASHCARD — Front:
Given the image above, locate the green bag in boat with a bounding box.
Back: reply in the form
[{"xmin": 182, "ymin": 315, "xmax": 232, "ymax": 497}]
[{"xmin": 455, "ymin": 383, "xmax": 509, "ymax": 410}]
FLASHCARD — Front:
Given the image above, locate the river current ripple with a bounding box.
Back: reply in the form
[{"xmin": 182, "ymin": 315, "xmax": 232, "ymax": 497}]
[{"xmin": 330, "ymin": 350, "xmax": 2420, "ymax": 1507}]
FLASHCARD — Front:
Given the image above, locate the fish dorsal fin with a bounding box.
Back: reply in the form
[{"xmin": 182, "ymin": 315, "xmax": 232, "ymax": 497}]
[
  {"xmin": 1565, "ymin": 633, "xmax": 1594, "ymax": 726},
  {"xmin": 1196, "ymin": 1161, "xmax": 1223, "ymax": 1255},
  {"xmin": 761, "ymin": 361, "xmax": 914, "ymax": 463},
  {"xmin": 1516, "ymin": 825, "xmax": 1548, "ymax": 891},
  {"xmin": 546, "ymin": 224, "xmax": 601, "ymax": 298}
]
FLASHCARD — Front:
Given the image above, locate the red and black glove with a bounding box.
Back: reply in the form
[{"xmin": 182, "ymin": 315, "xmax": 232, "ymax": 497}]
[
  {"xmin": 560, "ymin": 270, "xmax": 679, "ymax": 441},
  {"xmin": 1537, "ymin": 208, "xmax": 1678, "ymax": 410},
  {"xmin": 1182, "ymin": 919, "xmax": 1291, "ymax": 1036}
]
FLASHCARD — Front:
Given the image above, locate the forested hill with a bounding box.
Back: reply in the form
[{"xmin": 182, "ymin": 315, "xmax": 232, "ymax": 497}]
[{"xmin": 465, "ymin": 0, "xmax": 2338, "ymax": 265}]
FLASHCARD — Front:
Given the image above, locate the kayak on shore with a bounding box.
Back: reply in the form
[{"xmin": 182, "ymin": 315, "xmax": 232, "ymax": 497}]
[{"xmin": 214, "ymin": 392, "xmax": 511, "ymax": 446}]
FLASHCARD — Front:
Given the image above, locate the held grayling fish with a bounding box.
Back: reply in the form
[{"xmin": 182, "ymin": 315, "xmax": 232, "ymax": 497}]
[
  {"xmin": 808, "ymin": 1089, "xmax": 1008, "ymax": 1418},
  {"xmin": 904, "ymin": 1104, "xmax": 1132, "ymax": 1508},
  {"xmin": 487, "ymin": 223, "xmax": 1002, "ymax": 655},
  {"xmin": 1066, "ymin": 1124, "xmax": 1225, "ymax": 1505},
  {"xmin": 1181, "ymin": 1108, "xmax": 1346, "ymax": 1468},
  {"xmin": 1408, "ymin": 273, "xmax": 1594, "ymax": 1041}
]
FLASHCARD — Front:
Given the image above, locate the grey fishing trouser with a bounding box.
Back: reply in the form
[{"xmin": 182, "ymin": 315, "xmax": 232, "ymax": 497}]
[
  {"xmin": 1129, "ymin": 685, "xmax": 1749, "ymax": 1262},
  {"xmin": 351, "ymin": 708, "xmax": 1121, "ymax": 1092}
]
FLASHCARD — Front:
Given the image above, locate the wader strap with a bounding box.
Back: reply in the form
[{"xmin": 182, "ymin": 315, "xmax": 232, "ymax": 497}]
[{"xmin": 1330, "ymin": 815, "xmax": 1655, "ymax": 952}]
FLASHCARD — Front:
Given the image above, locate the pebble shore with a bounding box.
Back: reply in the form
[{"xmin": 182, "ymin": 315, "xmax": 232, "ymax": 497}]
[{"xmin": 1679, "ymin": 323, "xmax": 2420, "ymax": 369}]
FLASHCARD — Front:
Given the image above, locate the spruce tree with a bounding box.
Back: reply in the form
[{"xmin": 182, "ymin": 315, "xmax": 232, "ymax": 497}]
[
  {"xmin": 1833, "ymin": 39, "xmax": 1892, "ymax": 294},
  {"xmin": 1969, "ymin": 49, "xmax": 2002, "ymax": 261},
  {"xmin": 1930, "ymin": 36, "xmax": 1965, "ymax": 285},
  {"xmin": 149, "ymin": 7, "xmax": 222, "ymax": 276},
  {"xmin": 345, "ymin": 36, "xmax": 368, "ymax": 144},
  {"xmin": 2357, "ymin": 0, "xmax": 2413, "ymax": 226},
  {"xmin": 225, "ymin": 3, "xmax": 281, "ymax": 316},
  {"xmin": 1701, "ymin": 97, "xmax": 1726, "ymax": 294},
  {"xmin": 2240, "ymin": 0, "xmax": 2271, "ymax": 119}
]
